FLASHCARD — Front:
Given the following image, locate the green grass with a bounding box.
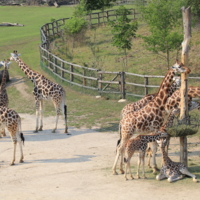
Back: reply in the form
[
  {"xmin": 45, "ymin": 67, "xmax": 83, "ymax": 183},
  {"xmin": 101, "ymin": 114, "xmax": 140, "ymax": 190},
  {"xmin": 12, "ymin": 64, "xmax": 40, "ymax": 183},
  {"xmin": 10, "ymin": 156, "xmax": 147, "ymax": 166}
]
[
  {"xmin": 0, "ymin": 5, "xmax": 130, "ymax": 131},
  {"xmin": 1, "ymin": 5, "xmax": 200, "ymax": 136}
]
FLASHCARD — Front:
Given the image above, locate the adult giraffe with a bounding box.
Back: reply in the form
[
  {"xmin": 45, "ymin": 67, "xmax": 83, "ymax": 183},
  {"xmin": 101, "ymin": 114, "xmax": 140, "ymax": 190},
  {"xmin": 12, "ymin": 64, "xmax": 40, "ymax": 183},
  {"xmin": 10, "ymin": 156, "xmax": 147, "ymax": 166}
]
[
  {"xmin": 0, "ymin": 60, "xmax": 11, "ymax": 137},
  {"xmin": 112, "ymin": 61, "xmax": 191, "ymax": 175},
  {"xmin": 9, "ymin": 51, "xmax": 68, "ymax": 134}
]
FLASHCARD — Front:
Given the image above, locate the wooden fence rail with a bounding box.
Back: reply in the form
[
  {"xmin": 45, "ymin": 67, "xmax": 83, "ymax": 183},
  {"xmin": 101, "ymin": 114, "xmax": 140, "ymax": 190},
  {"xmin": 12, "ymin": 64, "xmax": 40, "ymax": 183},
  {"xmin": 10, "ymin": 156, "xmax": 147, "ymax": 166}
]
[{"xmin": 39, "ymin": 9, "xmax": 200, "ymax": 100}]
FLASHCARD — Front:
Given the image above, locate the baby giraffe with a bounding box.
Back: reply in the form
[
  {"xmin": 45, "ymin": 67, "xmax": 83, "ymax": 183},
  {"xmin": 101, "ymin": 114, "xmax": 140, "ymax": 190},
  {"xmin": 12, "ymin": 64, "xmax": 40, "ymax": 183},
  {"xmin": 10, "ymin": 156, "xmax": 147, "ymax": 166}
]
[
  {"xmin": 124, "ymin": 131, "xmax": 168, "ymax": 180},
  {"xmin": 156, "ymin": 137, "xmax": 198, "ymax": 183}
]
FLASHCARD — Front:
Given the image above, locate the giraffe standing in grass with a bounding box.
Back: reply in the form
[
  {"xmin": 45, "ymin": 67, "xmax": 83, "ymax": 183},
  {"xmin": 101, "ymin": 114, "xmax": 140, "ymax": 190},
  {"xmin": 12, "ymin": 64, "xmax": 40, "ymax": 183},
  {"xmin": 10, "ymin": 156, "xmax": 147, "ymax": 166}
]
[
  {"xmin": 0, "ymin": 60, "xmax": 11, "ymax": 137},
  {"xmin": 9, "ymin": 51, "xmax": 68, "ymax": 134},
  {"xmin": 112, "ymin": 61, "xmax": 191, "ymax": 175}
]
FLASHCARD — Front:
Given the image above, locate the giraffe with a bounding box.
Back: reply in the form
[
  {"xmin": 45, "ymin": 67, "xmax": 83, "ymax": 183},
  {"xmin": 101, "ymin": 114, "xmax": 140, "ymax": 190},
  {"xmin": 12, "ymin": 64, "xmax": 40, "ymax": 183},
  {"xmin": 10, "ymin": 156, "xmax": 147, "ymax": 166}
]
[
  {"xmin": 156, "ymin": 137, "xmax": 198, "ymax": 183},
  {"xmin": 124, "ymin": 108, "xmax": 180, "ymax": 180},
  {"xmin": 112, "ymin": 61, "xmax": 191, "ymax": 175},
  {"xmin": 0, "ymin": 106, "xmax": 24, "ymax": 165},
  {"xmin": 121, "ymin": 76, "xmax": 181, "ymax": 118},
  {"xmin": 9, "ymin": 51, "xmax": 68, "ymax": 134},
  {"xmin": 0, "ymin": 60, "xmax": 11, "ymax": 137}
]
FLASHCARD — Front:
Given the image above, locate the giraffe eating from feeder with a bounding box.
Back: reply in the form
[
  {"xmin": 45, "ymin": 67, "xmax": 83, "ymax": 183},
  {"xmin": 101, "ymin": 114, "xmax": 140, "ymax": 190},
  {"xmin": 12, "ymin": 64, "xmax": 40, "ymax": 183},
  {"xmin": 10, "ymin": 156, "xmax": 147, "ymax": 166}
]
[{"xmin": 112, "ymin": 61, "xmax": 191, "ymax": 175}]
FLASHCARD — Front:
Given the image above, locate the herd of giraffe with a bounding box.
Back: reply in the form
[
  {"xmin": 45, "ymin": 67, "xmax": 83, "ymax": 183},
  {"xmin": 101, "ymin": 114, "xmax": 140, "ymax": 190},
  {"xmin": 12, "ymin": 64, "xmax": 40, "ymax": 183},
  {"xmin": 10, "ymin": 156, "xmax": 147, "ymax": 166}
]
[
  {"xmin": 0, "ymin": 52, "xmax": 199, "ymax": 183},
  {"xmin": 113, "ymin": 60, "xmax": 199, "ymax": 183},
  {"xmin": 0, "ymin": 50, "xmax": 68, "ymax": 165}
]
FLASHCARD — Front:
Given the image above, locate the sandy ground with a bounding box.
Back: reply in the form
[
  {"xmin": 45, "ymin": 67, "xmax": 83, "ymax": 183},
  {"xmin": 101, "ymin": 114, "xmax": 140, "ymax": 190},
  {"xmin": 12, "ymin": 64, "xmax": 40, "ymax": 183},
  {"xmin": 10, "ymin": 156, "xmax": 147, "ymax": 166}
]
[{"xmin": 0, "ymin": 113, "xmax": 200, "ymax": 200}]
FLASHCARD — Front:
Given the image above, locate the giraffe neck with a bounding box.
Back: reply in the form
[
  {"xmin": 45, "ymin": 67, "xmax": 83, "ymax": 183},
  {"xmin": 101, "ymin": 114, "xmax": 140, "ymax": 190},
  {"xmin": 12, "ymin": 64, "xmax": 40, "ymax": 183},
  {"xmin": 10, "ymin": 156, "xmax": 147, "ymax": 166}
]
[
  {"xmin": 15, "ymin": 57, "xmax": 40, "ymax": 83},
  {"xmin": 143, "ymin": 132, "xmax": 164, "ymax": 142},
  {"xmin": 0, "ymin": 67, "xmax": 7, "ymax": 91},
  {"xmin": 168, "ymin": 80, "xmax": 179, "ymax": 96},
  {"xmin": 161, "ymin": 146, "xmax": 171, "ymax": 165},
  {"xmin": 161, "ymin": 110, "xmax": 175, "ymax": 130},
  {"xmin": 154, "ymin": 69, "xmax": 175, "ymax": 108}
]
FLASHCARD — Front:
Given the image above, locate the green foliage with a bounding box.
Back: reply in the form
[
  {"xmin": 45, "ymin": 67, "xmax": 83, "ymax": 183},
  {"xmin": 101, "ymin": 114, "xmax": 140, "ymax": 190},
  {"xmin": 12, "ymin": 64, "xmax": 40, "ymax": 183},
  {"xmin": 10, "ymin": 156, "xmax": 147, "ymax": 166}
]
[
  {"xmin": 167, "ymin": 115, "xmax": 200, "ymax": 137},
  {"xmin": 109, "ymin": 6, "xmax": 138, "ymax": 51},
  {"xmin": 186, "ymin": 0, "xmax": 200, "ymax": 16},
  {"xmin": 84, "ymin": 0, "xmax": 117, "ymax": 11},
  {"xmin": 138, "ymin": 0, "xmax": 185, "ymax": 68},
  {"xmin": 73, "ymin": 0, "xmax": 88, "ymax": 17},
  {"xmin": 65, "ymin": 16, "xmax": 87, "ymax": 35}
]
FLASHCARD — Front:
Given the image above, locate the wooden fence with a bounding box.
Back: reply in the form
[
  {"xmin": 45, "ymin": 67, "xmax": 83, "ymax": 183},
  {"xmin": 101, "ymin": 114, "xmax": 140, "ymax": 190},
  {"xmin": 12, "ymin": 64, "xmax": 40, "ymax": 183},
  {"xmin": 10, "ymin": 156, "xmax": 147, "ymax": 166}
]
[{"xmin": 39, "ymin": 9, "xmax": 200, "ymax": 100}]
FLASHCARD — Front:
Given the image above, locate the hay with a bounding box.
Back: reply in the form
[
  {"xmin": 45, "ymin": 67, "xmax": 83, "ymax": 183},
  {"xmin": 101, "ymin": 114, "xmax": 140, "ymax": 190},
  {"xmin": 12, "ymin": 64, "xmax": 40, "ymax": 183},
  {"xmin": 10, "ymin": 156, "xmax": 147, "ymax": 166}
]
[{"xmin": 167, "ymin": 115, "xmax": 200, "ymax": 137}]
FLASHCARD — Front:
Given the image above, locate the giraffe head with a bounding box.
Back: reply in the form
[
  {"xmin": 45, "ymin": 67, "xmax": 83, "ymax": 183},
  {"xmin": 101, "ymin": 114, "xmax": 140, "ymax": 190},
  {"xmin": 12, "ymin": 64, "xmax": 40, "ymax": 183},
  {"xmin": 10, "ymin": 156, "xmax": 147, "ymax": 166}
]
[
  {"xmin": 0, "ymin": 59, "xmax": 12, "ymax": 69},
  {"xmin": 156, "ymin": 137, "xmax": 167, "ymax": 148},
  {"xmin": 9, "ymin": 50, "xmax": 21, "ymax": 61},
  {"xmin": 157, "ymin": 131, "xmax": 169, "ymax": 138},
  {"xmin": 171, "ymin": 60, "xmax": 191, "ymax": 74}
]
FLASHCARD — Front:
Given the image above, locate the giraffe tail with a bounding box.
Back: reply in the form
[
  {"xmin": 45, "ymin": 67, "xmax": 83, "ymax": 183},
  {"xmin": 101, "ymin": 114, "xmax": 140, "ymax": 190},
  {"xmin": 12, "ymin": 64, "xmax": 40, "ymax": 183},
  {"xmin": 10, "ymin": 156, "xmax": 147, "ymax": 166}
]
[
  {"xmin": 124, "ymin": 157, "xmax": 127, "ymax": 163},
  {"xmin": 20, "ymin": 133, "xmax": 25, "ymax": 145},
  {"xmin": 116, "ymin": 123, "xmax": 121, "ymax": 153},
  {"xmin": 18, "ymin": 117, "xmax": 25, "ymax": 145},
  {"xmin": 64, "ymin": 105, "xmax": 67, "ymax": 121}
]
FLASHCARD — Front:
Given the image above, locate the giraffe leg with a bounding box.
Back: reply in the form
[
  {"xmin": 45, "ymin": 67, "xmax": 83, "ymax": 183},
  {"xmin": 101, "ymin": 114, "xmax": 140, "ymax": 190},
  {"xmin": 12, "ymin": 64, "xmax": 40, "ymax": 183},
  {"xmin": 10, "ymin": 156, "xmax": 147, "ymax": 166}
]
[
  {"xmin": 18, "ymin": 135, "xmax": 24, "ymax": 163},
  {"xmin": 136, "ymin": 153, "xmax": 142, "ymax": 179},
  {"xmin": 168, "ymin": 174, "xmax": 185, "ymax": 183},
  {"xmin": 112, "ymin": 135, "xmax": 130, "ymax": 175},
  {"xmin": 151, "ymin": 142, "xmax": 159, "ymax": 173},
  {"xmin": 34, "ymin": 100, "xmax": 40, "ymax": 133},
  {"xmin": 52, "ymin": 102, "xmax": 60, "ymax": 133},
  {"xmin": 141, "ymin": 152, "xmax": 147, "ymax": 179},
  {"xmin": 180, "ymin": 168, "xmax": 198, "ymax": 182},
  {"xmin": 156, "ymin": 167, "xmax": 167, "ymax": 181},
  {"xmin": 112, "ymin": 148, "xmax": 121, "ymax": 175},
  {"xmin": 119, "ymin": 148, "xmax": 125, "ymax": 174},
  {"xmin": 10, "ymin": 138, "xmax": 17, "ymax": 165},
  {"xmin": 61, "ymin": 100, "xmax": 68, "ymax": 134},
  {"xmin": 38, "ymin": 99, "xmax": 43, "ymax": 131},
  {"xmin": 124, "ymin": 152, "xmax": 134, "ymax": 180}
]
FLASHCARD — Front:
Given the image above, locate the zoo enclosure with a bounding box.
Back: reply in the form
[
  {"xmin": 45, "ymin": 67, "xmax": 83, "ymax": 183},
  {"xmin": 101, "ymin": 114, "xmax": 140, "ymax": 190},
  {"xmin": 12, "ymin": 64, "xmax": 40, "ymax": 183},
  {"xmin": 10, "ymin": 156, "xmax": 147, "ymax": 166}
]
[{"xmin": 39, "ymin": 8, "xmax": 200, "ymax": 100}]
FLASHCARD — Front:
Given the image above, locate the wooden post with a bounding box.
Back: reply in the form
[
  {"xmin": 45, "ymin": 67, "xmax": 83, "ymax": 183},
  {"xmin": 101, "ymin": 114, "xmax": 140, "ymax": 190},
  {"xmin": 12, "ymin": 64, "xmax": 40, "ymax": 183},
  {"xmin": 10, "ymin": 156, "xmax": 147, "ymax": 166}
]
[
  {"xmin": 70, "ymin": 65, "xmax": 74, "ymax": 83},
  {"xmin": 98, "ymin": 73, "xmax": 102, "ymax": 92},
  {"xmin": 144, "ymin": 77, "xmax": 148, "ymax": 95},
  {"xmin": 83, "ymin": 69, "xmax": 86, "ymax": 86},
  {"xmin": 61, "ymin": 61, "xmax": 64, "ymax": 82},
  {"xmin": 121, "ymin": 72, "xmax": 126, "ymax": 99},
  {"xmin": 179, "ymin": 6, "xmax": 191, "ymax": 167}
]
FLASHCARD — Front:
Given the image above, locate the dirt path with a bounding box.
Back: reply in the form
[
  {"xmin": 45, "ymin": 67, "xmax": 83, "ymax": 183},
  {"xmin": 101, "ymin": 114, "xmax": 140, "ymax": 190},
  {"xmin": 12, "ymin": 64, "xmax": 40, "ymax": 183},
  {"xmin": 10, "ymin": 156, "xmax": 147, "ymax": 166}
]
[{"xmin": 0, "ymin": 113, "xmax": 200, "ymax": 200}]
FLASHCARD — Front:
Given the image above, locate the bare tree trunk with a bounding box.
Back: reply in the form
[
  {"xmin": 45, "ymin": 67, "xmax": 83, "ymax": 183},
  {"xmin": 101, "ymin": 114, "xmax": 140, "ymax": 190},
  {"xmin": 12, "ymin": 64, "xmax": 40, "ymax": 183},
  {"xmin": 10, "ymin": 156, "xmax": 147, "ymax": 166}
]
[{"xmin": 179, "ymin": 6, "xmax": 191, "ymax": 167}]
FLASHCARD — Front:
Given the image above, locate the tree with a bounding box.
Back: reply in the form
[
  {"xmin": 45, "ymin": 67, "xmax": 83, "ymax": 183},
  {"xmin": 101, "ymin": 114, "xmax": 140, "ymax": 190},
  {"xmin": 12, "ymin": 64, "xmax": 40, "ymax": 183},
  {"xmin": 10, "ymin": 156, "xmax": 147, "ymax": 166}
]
[
  {"xmin": 138, "ymin": 0, "xmax": 185, "ymax": 69},
  {"xmin": 186, "ymin": 0, "xmax": 200, "ymax": 16},
  {"xmin": 84, "ymin": 0, "xmax": 116, "ymax": 11},
  {"xmin": 109, "ymin": 6, "xmax": 138, "ymax": 69}
]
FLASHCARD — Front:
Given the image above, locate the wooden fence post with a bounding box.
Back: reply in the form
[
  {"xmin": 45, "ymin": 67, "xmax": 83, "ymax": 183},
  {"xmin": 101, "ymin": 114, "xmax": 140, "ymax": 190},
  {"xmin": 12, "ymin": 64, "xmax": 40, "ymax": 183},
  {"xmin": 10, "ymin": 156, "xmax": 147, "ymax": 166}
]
[
  {"xmin": 83, "ymin": 68, "xmax": 86, "ymax": 86},
  {"xmin": 54, "ymin": 57, "xmax": 57, "ymax": 73},
  {"xmin": 121, "ymin": 72, "xmax": 126, "ymax": 99},
  {"xmin": 98, "ymin": 73, "xmax": 102, "ymax": 93},
  {"xmin": 61, "ymin": 61, "xmax": 64, "ymax": 81},
  {"xmin": 70, "ymin": 65, "xmax": 74, "ymax": 83},
  {"xmin": 144, "ymin": 77, "xmax": 148, "ymax": 95}
]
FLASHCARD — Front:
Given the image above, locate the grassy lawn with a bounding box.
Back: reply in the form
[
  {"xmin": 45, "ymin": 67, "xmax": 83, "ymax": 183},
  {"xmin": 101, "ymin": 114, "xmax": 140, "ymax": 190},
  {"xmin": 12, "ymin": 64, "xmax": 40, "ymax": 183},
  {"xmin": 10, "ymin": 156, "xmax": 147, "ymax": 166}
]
[
  {"xmin": 0, "ymin": 5, "xmax": 200, "ymax": 136},
  {"xmin": 0, "ymin": 5, "xmax": 129, "ymax": 131}
]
